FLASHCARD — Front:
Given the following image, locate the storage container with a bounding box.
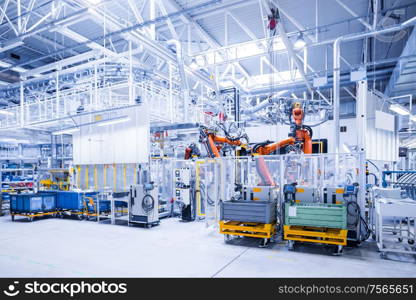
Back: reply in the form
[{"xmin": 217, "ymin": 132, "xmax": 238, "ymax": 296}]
[
  {"xmin": 284, "ymin": 202, "xmax": 347, "ymax": 229},
  {"xmin": 220, "ymin": 200, "xmax": 277, "ymax": 224},
  {"xmin": 10, "ymin": 193, "xmax": 56, "ymax": 213},
  {"xmin": 56, "ymin": 191, "xmax": 98, "ymax": 211}
]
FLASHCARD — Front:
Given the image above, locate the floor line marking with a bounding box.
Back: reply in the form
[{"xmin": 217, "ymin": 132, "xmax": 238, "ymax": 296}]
[{"xmin": 211, "ymin": 247, "xmax": 250, "ymax": 278}]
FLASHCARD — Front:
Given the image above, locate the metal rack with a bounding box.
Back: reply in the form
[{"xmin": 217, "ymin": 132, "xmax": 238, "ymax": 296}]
[{"xmin": 375, "ymin": 198, "xmax": 416, "ymax": 258}]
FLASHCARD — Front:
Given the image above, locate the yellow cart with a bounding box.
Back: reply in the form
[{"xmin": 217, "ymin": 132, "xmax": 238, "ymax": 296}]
[
  {"xmin": 219, "ymin": 220, "xmax": 276, "ymax": 247},
  {"xmin": 284, "ymin": 225, "xmax": 348, "ymax": 255}
]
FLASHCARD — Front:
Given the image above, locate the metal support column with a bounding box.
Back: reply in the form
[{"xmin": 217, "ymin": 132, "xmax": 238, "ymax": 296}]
[{"xmin": 356, "ymin": 80, "xmax": 368, "ymax": 153}]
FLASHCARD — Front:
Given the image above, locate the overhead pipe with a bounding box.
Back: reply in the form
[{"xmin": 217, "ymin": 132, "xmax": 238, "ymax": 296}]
[
  {"xmin": 166, "ymin": 40, "xmax": 189, "ymax": 91},
  {"xmin": 244, "ymin": 67, "xmax": 394, "ymax": 97},
  {"xmin": 167, "ymin": 39, "xmax": 190, "ymax": 120},
  {"xmin": 333, "ymin": 16, "xmax": 416, "ymax": 154},
  {"xmin": 241, "ymin": 90, "xmax": 289, "ymax": 115}
]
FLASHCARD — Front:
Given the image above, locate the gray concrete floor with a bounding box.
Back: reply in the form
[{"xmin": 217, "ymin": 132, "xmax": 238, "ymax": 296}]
[{"xmin": 0, "ymin": 215, "xmax": 415, "ymax": 277}]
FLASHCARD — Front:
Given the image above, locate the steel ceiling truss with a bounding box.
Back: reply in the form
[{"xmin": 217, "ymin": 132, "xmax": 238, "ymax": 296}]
[{"xmin": 0, "ymin": 0, "xmax": 413, "ymax": 127}]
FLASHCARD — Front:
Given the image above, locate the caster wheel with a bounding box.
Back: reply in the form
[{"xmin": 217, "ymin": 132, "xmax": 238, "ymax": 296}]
[
  {"xmin": 11, "ymin": 215, "xmax": 15, "ymax": 222},
  {"xmin": 224, "ymin": 234, "xmax": 231, "ymax": 243},
  {"xmin": 408, "ymin": 239, "xmax": 415, "ymax": 245},
  {"xmin": 393, "ymin": 231, "xmax": 397, "ymax": 235},
  {"xmin": 333, "ymin": 245, "xmax": 343, "ymax": 256},
  {"xmin": 287, "ymin": 241, "xmax": 295, "ymax": 251},
  {"xmin": 259, "ymin": 238, "xmax": 269, "ymax": 248},
  {"xmin": 371, "ymin": 234, "xmax": 376, "ymax": 240},
  {"xmin": 29, "ymin": 217, "xmax": 34, "ymax": 222},
  {"xmin": 398, "ymin": 237, "xmax": 403, "ymax": 242},
  {"xmin": 380, "ymin": 252, "xmax": 387, "ymax": 259},
  {"xmin": 146, "ymin": 224, "xmax": 152, "ymax": 228}
]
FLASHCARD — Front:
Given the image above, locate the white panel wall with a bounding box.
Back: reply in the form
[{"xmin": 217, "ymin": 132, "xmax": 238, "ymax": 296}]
[
  {"xmin": 245, "ymin": 92, "xmax": 398, "ymax": 162},
  {"xmin": 72, "ymin": 106, "xmax": 149, "ymax": 164},
  {"xmin": 245, "ymin": 118, "xmax": 356, "ymax": 153},
  {"xmin": 365, "ymin": 91, "xmax": 398, "ymax": 162}
]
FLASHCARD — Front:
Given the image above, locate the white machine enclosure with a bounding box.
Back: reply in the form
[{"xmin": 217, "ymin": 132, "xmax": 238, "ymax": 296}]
[
  {"xmin": 174, "ymin": 168, "xmax": 191, "ymax": 205},
  {"xmin": 130, "ymin": 184, "xmax": 159, "ymax": 226}
]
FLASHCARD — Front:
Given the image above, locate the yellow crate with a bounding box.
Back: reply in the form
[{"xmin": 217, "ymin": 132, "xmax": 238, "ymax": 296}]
[
  {"xmin": 219, "ymin": 220, "xmax": 276, "ymax": 239},
  {"xmin": 284, "ymin": 225, "xmax": 348, "ymax": 246}
]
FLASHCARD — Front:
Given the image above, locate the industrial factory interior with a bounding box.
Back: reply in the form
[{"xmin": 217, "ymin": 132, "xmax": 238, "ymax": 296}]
[{"xmin": 0, "ymin": 0, "xmax": 416, "ymax": 280}]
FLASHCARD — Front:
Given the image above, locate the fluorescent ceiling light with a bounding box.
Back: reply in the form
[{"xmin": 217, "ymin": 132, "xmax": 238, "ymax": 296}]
[
  {"xmin": 97, "ymin": 116, "xmax": 130, "ymax": 127},
  {"xmin": 294, "ymin": 33, "xmax": 306, "ymax": 49},
  {"xmin": 0, "ymin": 61, "xmax": 12, "ymax": 68},
  {"xmin": 0, "ymin": 40, "xmax": 24, "ymax": 52},
  {"xmin": 0, "ymin": 60, "xmax": 28, "ymax": 73},
  {"xmin": 389, "ymin": 104, "xmax": 409, "ymax": 115},
  {"xmin": 52, "ymin": 127, "xmax": 80, "ymax": 135},
  {"xmin": 11, "ymin": 66, "xmax": 28, "ymax": 73},
  {"xmin": 0, "ymin": 109, "xmax": 14, "ymax": 116}
]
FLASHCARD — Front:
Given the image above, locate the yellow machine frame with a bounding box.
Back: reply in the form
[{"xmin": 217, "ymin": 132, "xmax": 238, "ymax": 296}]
[
  {"xmin": 11, "ymin": 211, "xmax": 58, "ymax": 221},
  {"xmin": 284, "ymin": 225, "xmax": 348, "ymax": 246},
  {"xmin": 219, "ymin": 220, "xmax": 276, "ymax": 239}
]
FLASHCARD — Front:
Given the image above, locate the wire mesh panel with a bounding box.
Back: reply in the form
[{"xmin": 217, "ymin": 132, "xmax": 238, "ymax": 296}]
[
  {"xmin": 197, "ymin": 160, "xmax": 219, "ymax": 227},
  {"xmin": 199, "ymin": 153, "xmax": 364, "ymax": 225}
]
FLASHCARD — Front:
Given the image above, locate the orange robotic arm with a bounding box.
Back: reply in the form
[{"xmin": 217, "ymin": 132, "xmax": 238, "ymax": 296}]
[{"xmin": 254, "ymin": 137, "xmax": 295, "ymax": 155}]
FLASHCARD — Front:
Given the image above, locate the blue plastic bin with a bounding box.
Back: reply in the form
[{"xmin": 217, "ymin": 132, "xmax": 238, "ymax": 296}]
[
  {"xmin": 56, "ymin": 191, "xmax": 99, "ymax": 211},
  {"xmin": 10, "ymin": 193, "xmax": 56, "ymax": 213}
]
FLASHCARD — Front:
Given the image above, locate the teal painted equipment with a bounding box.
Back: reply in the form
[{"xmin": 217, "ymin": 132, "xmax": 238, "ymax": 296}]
[{"xmin": 285, "ymin": 202, "xmax": 347, "ymax": 229}]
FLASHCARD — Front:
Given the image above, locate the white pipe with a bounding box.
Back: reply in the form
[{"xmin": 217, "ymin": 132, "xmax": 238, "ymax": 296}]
[
  {"xmin": 166, "ymin": 39, "xmax": 189, "ymax": 91},
  {"xmin": 333, "ymin": 16, "xmax": 416, "ymax": 154},
  {"xmin": 241, "ymin": 90, "xmax": 289, "ymax": 115}
]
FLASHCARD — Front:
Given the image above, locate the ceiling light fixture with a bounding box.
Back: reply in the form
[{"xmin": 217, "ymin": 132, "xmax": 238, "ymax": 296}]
[
  {"xmin": 389, "ymin": 104, "xmax": 409, "ymax": 115},
  {"xmin": 294, "ymin": 32, "xmax": 306, "ymax": 49},
  {"xmin": 0, "ymin": 109, "xmax": 14, "ymax": 116}
]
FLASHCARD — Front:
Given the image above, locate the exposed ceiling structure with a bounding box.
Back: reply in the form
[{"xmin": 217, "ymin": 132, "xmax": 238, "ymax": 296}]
[{"xmin": 0, "ymin": 0, "xmax": 414, "ymax": 112}]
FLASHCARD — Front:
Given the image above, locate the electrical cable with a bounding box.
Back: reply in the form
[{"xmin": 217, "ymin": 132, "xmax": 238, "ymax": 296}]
[
  {"xmin": 367, "ymin": 160, "xmax": 380, "ymax": 172},
  {"xmin": 347, "ymin": 199, "xmax": 371, "ymax": 242}
]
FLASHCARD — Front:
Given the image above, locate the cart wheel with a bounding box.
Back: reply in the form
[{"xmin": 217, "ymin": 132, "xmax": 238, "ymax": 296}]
[
  {"xmin": 29, "ymin": 217, "xmax": 34, "ymax": 222},
  {"xmin": 287, "ymin": 240, "xmax": 295, "ymax": 251},
  {"xmin": 59, "ymin": 213, "xmax": 64, "ymax": 219},
  {"xmin": 146, "ymin": 224, "xmax": 152, "ymax": 228},
  {"xmin": 259, "ymin": 238, "xmax": 270, "ymax": 248},
  {"xmin": 408, "ymin": 239, "xmax": 415, "ymax": 245},
  {"xmin": 371, "ymin": 233, "xmax": 376, "ymax": 240},
  {"xmin": 392, "ymin": 231, "xmax": 397, "ymax": 235},
  {"xmin": 333, "ymin": 245, "xmax": 343, "ymax": 256},
  {"xmin": 398, "ymin": 237, "xmax": 403, "ymax": 242},
  {"xmin": 380, "ymin": 252, "xmax": 387, "ymax": 259},
  {"xmin": 224, "ymin": 234, "xmax": 231, "ymax": 243},
  {"xmin": 11, "ymin": 215, "xmax": 15, "ymax": 222}
]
